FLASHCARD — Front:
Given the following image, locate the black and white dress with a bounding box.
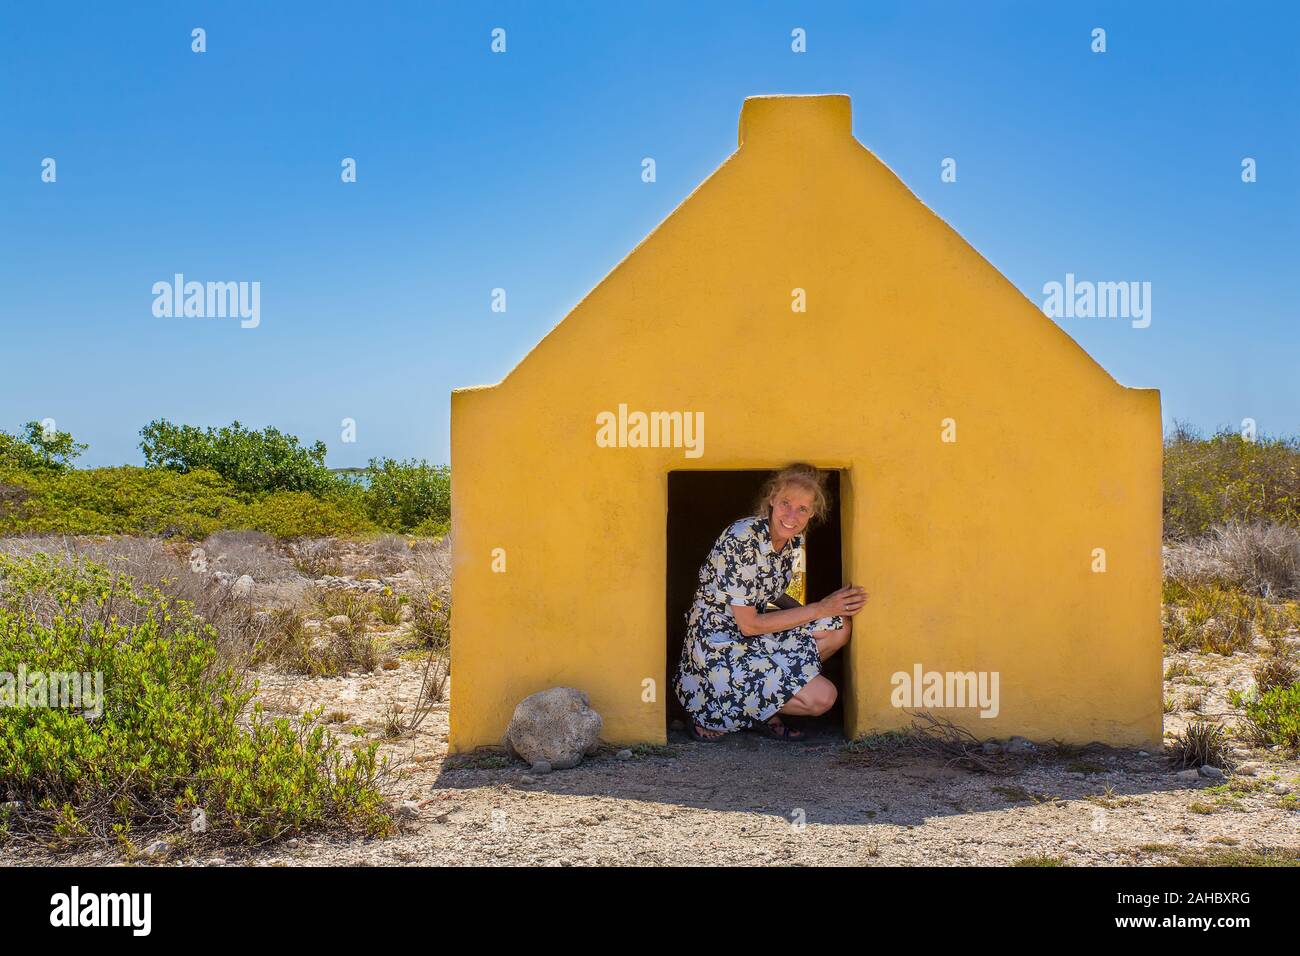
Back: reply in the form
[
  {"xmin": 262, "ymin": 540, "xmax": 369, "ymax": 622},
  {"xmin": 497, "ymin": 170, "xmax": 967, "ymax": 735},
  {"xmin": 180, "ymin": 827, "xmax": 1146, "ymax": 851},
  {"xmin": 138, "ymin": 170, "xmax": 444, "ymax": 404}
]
[{"xmin": 673, "ymin": 515, "xmax": 844, "ymax": 732}]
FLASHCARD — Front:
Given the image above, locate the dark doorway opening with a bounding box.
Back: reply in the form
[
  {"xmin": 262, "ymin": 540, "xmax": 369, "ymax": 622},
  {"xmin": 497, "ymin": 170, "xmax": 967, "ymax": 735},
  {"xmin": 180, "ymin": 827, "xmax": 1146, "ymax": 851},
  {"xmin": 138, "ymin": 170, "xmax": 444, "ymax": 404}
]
[{"xmin": 666, "ymin": 469, "xmax": 844, "ymax": 737}]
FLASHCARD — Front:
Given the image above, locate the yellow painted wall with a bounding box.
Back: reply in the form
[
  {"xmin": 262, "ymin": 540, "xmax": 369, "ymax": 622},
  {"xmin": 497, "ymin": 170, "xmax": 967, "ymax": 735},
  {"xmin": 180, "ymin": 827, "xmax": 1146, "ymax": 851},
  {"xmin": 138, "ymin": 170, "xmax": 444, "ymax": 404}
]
[{"xmin": 449, "ymin": 94, "xmax": 1163, "ymax": 752}]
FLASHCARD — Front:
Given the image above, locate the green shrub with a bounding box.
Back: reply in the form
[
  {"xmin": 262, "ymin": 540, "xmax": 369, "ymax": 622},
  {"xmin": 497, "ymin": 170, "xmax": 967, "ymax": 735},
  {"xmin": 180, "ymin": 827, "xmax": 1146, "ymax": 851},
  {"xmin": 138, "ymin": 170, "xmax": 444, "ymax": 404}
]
[
  {"xmin": 411, "ymin": 515, "xmax": 451, "ymax": 538},
  {"xmin": 0, "ymin": 418, "xmax": 461, "ymax": 539},
  {"xmin": 0, "ymin": 421, "xmax": 86, "ymax": 473},
  {"xmin": 1164, "ymin": 425, "xmax": 1300, "ymax": 540},
  {"xmin": 0, "ymin": 468, "xmax": 378, "ymax": 540},
  {"xmin": 239, "ymin": 490, "xmax": 377, "ymax": 538},
  {"xmin": 0, "ymin": 466, "xmax": 247, "ymax": 538},
  {"xmin": 0, "ymin": 554, "xmax": 391, "ymax": 848},
  {"xmin": 139, "ymin": 419, "xmax": 339, "ymax": 496},
  {"xmin": 1242, "ymin": 684, "xmax": 1300, "ymax": 753},
  {"xmin": 363, "ymin": 458, "xmax": 450, "ymax": 534}
]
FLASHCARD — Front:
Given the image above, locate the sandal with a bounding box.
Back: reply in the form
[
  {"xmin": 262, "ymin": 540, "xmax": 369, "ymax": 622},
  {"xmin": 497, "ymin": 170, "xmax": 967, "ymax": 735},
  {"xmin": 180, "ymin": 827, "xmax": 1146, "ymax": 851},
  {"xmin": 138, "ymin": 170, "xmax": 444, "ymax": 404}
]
[
  {"xmin": 687, "ymin": 721, "xmax": 728, "ymax": 743},
  {"xmin": 751, "ymin": 716, "xmax": 807, "ymax": 742}
]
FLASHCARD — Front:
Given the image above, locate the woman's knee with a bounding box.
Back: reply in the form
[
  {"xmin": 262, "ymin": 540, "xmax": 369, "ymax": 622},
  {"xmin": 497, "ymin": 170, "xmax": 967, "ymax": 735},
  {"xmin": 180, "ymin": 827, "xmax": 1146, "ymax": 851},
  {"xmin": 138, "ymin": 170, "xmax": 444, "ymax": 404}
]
[{"xmin": 808, "ymin": 677, "xmax": 837, "ymax": 714}]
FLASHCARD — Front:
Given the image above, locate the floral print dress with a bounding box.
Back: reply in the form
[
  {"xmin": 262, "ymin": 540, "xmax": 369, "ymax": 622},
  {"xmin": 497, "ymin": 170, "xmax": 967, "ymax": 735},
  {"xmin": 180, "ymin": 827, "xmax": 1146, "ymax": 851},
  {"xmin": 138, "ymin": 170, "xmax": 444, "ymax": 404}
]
[{"xmin": 673, "ymin": 515, "xmax": 844, "ymax": 732}]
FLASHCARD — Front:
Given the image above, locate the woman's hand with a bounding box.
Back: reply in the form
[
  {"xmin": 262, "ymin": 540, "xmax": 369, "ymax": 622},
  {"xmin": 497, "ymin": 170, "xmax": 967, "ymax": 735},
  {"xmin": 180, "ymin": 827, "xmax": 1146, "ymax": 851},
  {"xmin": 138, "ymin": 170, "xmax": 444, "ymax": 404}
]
[{"xmin": 817, "ymin": 585, "xmax": 868, "ymax": 617}]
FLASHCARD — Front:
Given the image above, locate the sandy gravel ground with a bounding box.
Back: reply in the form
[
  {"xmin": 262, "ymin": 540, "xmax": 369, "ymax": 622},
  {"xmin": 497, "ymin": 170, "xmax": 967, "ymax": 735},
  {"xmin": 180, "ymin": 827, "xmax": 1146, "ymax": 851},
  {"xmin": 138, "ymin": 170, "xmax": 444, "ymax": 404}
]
[
  {"xmin": 3, "ymin": 535, "xmax": 1295, "ymax": 867},
  {"xmin": 9, "ymin": 658, "xmax": 1295, "ymax": 868}
]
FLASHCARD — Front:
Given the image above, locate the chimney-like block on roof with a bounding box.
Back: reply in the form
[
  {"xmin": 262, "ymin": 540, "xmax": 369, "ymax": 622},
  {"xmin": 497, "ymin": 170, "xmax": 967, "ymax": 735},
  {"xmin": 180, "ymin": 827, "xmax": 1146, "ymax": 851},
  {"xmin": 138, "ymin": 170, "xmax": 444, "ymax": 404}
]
[{"xmin": 738, "ymin": 94, "xmax": 853, "ymax": 146}]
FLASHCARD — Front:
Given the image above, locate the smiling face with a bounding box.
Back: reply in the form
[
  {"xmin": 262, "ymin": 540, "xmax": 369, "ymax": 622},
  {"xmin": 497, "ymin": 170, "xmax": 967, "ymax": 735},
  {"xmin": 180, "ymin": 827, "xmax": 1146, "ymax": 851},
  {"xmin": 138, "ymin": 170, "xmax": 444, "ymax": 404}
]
[{"xmin": 767, "ymin": 483, "xmax": 816, "ymax": 549}]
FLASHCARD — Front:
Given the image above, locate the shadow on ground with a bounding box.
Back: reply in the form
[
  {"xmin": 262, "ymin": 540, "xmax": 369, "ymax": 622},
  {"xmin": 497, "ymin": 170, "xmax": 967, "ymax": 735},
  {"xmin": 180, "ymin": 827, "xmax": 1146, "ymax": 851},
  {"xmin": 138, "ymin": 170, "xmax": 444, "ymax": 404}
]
[{"xmin": 432, "ymin": 724, "xmax": 1195, "ymax": 829}]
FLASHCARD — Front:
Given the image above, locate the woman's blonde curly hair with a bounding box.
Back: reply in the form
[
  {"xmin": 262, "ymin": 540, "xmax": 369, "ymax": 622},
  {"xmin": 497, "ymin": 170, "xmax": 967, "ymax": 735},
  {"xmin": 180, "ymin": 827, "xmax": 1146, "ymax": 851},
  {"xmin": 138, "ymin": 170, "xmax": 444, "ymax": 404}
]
[{"xmin": 753, "ymin": 463, "xmax": 831, "ymax": 525}]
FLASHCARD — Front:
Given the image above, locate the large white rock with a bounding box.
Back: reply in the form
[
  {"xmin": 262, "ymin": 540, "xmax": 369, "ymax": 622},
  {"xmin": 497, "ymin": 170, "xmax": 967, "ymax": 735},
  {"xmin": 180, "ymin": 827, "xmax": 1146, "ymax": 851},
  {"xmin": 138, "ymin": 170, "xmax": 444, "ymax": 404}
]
[
  {"xmin": 502, "ymin": 687, "xmax": 603, "ymax": 770},
  {"xmin": 230, "ymin": 574, "xmax": 255, "ymax": 600}
]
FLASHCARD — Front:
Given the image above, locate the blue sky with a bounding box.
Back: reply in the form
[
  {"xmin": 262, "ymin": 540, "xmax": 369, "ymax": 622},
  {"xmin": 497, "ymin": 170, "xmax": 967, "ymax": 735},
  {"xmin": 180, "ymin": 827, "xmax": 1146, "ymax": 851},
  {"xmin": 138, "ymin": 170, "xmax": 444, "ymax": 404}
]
[{"xmin": 2, "ymin": 1, "xmax": 1296, "ymax": 467}]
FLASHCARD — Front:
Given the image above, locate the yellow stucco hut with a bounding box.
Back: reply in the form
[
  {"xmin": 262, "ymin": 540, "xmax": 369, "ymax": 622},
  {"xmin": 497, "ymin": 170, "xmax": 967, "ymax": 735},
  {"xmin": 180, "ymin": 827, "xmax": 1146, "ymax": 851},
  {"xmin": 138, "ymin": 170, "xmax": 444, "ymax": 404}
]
[{"xmin": 449, "ymin": 94, "xmax": 1163, "ymax": 752}]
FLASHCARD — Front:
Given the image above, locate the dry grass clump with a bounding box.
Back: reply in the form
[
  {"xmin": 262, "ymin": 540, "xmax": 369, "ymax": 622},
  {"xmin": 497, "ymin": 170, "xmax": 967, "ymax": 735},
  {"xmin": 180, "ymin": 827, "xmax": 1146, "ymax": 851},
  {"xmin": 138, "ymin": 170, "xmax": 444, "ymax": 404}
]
[
  {"xmin": 362, "ymin": 534, "xmax": 413, "ymax": 576},
  {"xmin": 373, "ymin": 533, "xmax": 408, "ymax": 554},
  {"xmin": 200, "ymin": 530, "xmax": 294, "ymax": 581},
  {"xmin": 1259, "ymin": 604, "xmax": 1298, "ymax": 658},
  {"xmin": 1211, "ymin": 522, "xmax": 1300, "ymax": 599},
  {"xmin": 1253, "ymin": 656, "xmax": 1299, "ymax": 695},
  {"xmin": 381, "ymin": 649, "xmax": 451, "ymax": 741},
  {"xmin": 1167, "ymin": 718, "xmax": 1233, "ymax": 770},
  {"xmin": 257, "ymin": 606, "xmax": 379, "ymax": 677},
  {"xmin": 254, "ymin": 607, "xmax": 326, "ymax": 676},
  {"xmin": 405, "ymin": 534, "xmax": 451, "ymax": 653},
  {"xmin": 1165, "ymin": 660, "xmax": 1194, "ymax": 680},
  {"xmin": 288, "ymin": 537, "xmax": 343, "ymax": 577},
  {"xmin": 319, "ymin": 628, "xmax": 379, "ymax": 675},
  {"xmin": 409, "ymin": 535, "xmax": 451, "ymax": 584},
  {"xmin": 1163, "ymin": 541, "xmax": 1236, "ymax": 590},
  {"xmin": 374, "ymin": 588, "xmax": 404, "ymax": 626},
  {"xmin": 380, "ymin": 700, "xmax": 406, "ymax": 739},
  {"xmin": 1162, "ymin": 582, "xmax": 1260, "ymax": 656},
  {"xmin": 841, "ymin": 712, "xmax": 1022, "ymax": 775},
  {"xmin": 1165, "ymin": 522, "xmax": 1300, "ymax": 599},
  {"xmin": 1162, "ymin": 611, "xmax": 1196, "ymax": 652},
  {"xmin": 410, "ymin": 591, "xmax": 450, "ymax": 651},
  {"xmin": 315, "ymin": 588, "xmax": 372, "ymax": 631},
  {"xmin": 387, "ymin": 534, "xmax": 453, "ymax": 728}
]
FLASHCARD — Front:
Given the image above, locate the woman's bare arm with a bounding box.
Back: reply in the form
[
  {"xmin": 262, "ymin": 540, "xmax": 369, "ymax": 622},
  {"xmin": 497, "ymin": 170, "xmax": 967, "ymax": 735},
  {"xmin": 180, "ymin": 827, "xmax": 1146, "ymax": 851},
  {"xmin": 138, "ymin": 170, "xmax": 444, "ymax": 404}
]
[
  {"xmin": 729, "ymin": 601, "xmax": 824, "ymax": 637},
  {"xmin": 730, "ymin": 586, "xmax": 868, "ymax": 637}
]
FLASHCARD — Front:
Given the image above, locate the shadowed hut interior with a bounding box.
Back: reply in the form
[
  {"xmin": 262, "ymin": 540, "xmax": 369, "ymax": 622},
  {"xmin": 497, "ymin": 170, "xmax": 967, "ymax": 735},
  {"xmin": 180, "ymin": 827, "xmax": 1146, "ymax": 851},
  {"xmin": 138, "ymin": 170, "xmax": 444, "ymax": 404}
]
[{"xmin": 666, "ymin": 469, "xmax": 844, "ymax": 734}]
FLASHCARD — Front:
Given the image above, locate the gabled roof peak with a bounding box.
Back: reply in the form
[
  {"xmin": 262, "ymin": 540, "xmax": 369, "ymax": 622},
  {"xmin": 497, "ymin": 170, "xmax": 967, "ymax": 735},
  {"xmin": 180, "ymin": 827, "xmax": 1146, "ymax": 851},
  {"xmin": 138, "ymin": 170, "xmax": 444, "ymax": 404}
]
[{"xmin": 738, "ymin": 94, "xmax": 853, "ymax": 147}]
